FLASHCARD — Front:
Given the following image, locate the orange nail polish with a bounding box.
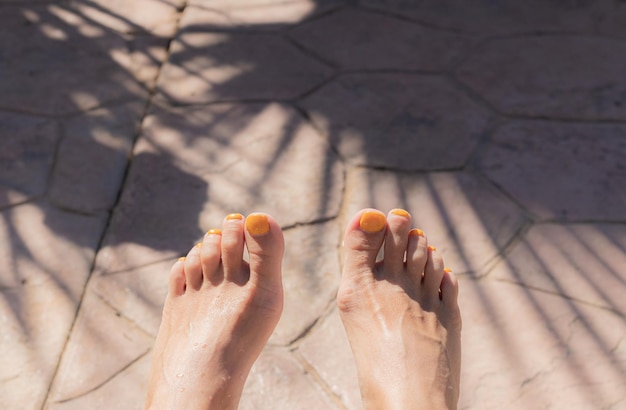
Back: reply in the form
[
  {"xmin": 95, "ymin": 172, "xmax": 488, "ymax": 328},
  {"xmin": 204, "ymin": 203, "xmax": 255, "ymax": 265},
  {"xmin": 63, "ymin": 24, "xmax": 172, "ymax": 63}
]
[
  {"xmin": 195, "ymin": 242, "xmax": 202, "ymax": 248},
  {"xmin": 226, "ymin": 213, "xmax": 243, "ymax": 220},
  {"xmin": 409, "ymin": 228, "xmax": 424, "ymax": 237},
  {"xmin": 391, "ymin": 209, "xmax": 410, "ymax": 218},
  {"xmin": 359, "ymin": 211, "xmax": 386, "ymax": 233},
  {"xmin": 178, "ymin": 257, "xmax": 186, "ymax": 262},
  {"xmin": 444, "ymin": 268, "xmax": 452, "ymax": 273},
  {"xmin": 207, "ymin": 229, "xmax": 222, "ymax": 235},
  {"xmin": 428, "ymin": 245, "xmax": 437, "ymax": 252},
  {"xmin": 246, "ymin": 213, "xmax": 270, "ymax": 236}
]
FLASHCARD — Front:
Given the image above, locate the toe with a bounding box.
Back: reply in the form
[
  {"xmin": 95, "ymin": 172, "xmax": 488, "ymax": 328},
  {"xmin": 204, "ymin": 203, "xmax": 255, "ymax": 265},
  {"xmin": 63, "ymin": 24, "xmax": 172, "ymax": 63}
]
[
  {"xmin": 244, "ymin": 213, "xmax": 284, "ymax": 287},
  {"xmin": 184, "ymin": 243, "xmax": 204, "ymax": 290},
  {"xmin": 440, "ymin": 268, "xmax": 459, "ymax": 308},
  {"xmin": 383, "ymin": 209, "xmax": 412, "ymax": 275},
  {"xmin": 168, "ymin": 257, "xmax": 186, "ymax": 296},
  {"xmin": 221, "ymin": 213, "xmax": 246, "ymax": 282},
  {"xmin": 341, "ymin": 209, "xmax": 387, "ymax": 283},
  {"xmin": 201, "ymin": 229, "xmax": 223, "ymax": 284},
  {"xmin": 406, "ymin": 228, "xmax": 428, "ymax": 281},
  {"xmin": 422, "ymin": 246, "xmax": 445, "ymax": 305}
]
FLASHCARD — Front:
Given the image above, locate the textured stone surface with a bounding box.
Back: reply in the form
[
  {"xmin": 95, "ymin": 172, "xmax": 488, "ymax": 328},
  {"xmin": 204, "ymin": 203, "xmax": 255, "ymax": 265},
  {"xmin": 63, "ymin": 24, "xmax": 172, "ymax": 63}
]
[
  {"xmin": 300, "ymin": 74, "xmax": 493, "ymax": 170},
  {"xmin": 343, "ymin": 168, "xmax": 526, "ymax": 275},
  {"xmin": 46, "ymin": 291, "xmax": 153, "ymax": 407},
  {"xmin": 157, "ymin": 29, "xmax": 332, "ymax": 104},
  {"xmin": 298, "ymin": 308, "xmax": 362, "ymax": 409},
  {"xmin": 478, "ymin": 121, "xmax": 626, "ymax": 221},
  {"xmin": 291, "ymin": 8, "xmax": 471, "ymax": 71},
  {"xmin": 490, "ymin": 223, "xmax": 626, "ymax": 315},
  {"xmin": 49, "ymin": 101, "xmax": 145, "ymax": 213},
  {"xmin": 458, "ymin": 36, "xmax": 626, "ymax": 120},
  {"xmin": 0, "ymin": 113, "xmax": 58, "ymax": 208},
  {"xmin": 459, "ymin": 278, "xmax": 626, "ymax": 409},
  {"xmin": 361, "ymin": 0, "xmax": 607, "ymax": 35},
  {"xmin": 240, "ymin": 349, "xmax": 335, "ymax": 409},
  {"xmin": 184, "ymin": 0, "xmax": 343, "ymax": 29}
]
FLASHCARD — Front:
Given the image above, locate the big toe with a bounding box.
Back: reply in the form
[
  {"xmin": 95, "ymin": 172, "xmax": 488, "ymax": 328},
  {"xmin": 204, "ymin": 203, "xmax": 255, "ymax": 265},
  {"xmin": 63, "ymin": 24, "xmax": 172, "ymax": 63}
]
[
  {"xmin": 341, "ymin": 209, "xmax": 387, "ymax": 283},
  {"xmin": 244, "ymin": 213, "xmax": 284, "ymax": 287}
]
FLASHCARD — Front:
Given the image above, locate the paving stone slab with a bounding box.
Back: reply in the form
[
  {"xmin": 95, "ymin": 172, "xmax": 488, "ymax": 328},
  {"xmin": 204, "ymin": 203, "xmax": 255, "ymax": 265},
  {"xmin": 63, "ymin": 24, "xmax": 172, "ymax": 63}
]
[
  {"xmin": 343, "ymin": 168, "xmax": 526, "ymax": 275},
  {"xmin": 156, "ymin": 28, "xmax": 332, "ymax": 104},
  {"xmin": 490, "ymin": 223, "xmax": 626, "ymax": 315},
  {"xmin": 457, "ymin": 36, "xmax": 626, "ymax": 121},
  {"xmin": 0, "ymin": 4, "xmax": 157, "ymax": 115},
  {"xmin": 95, "ymin": 102, "xmax": 344, "ymax": 274},
  {"xmin": 360, "ymin": 0, "xmax": 607, "ymax": 35},
  {"xmin": 240, "ymin": 348, "xmax": 336, "ymax": 409},
  {"xmin": 478, "ymin": 121, "xmax": 626, "ymax": 221},
  {"xmin": 300, "ymin": 74, "xmax": 493, "ymax": 170},
  {"xmin": 184, "ymin": 0, "xmax": 344, "ymax": 30},
  {"xmin": 460, "ymin": 278, "xmax": 626, "ymax": 409},
  {"xmin": 298, "ymin": 308, "xmax": 362, "ymax": 409},
  {"xmin": 290, "ymin": 8, "xmax": 471, "ymax": 71},
  {"xmin": 49, "ymin": 101, "xmax": 145, "ymax": 214},
  {"xmin": 0, "ymin": 202, "xmax": 106, "ymax": 409},
  {"xmin": 0, "ymin": 113, "xmax": 58, "ymax": 209},
  {"xmin": 46, "ymin": 291, "xmax": 153, "ymax": 407}
]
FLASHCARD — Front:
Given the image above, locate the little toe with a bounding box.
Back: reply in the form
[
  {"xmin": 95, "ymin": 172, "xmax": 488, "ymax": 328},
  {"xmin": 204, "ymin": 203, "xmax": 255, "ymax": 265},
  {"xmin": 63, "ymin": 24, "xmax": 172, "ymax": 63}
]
[
  {"xmin": 201, "ymin": 228, "xmax": 223, "ymax": 284},
  {"xmin": 221, "ymin": 213, "xmax": 246, "ymax": 282},
  {"xmin": 244, "ymin": 213, "xmax": 284, "ymax": 287},
  {"xmin": 422, "ymin": 246, "xmax": 445, "ymax": 305},
  {"xmin": 341, "ymin": 209, "xmax": 387, "ymax": 283},
  {"xmin": 406, "ymin": 228, "xmax": 428, "ymax": 281},
  {"xmin": 183, "ymin": 243, "xmax": 204, "ymax": 290},
  {"xmin": 168, "ymin": 257, "xmax": 186, "ymax": 296},
  {"xmin": 383, "ymin": 209, "xmax": 412, "ymax": 275},
  {"xmin": 440, "ymin": 268, "xmax": 459, "ymax": 308}
]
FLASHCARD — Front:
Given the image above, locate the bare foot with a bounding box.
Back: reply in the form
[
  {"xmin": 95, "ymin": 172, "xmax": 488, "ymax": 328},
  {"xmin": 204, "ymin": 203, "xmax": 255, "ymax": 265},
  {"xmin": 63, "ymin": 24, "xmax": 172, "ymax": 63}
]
[
  {"xmin": 145, "ymin": 213, "xmax": 284, "ymax": 410},
  {"xmin": 338, "ymin": 209, "xmax": 462, "ymax": 410}
]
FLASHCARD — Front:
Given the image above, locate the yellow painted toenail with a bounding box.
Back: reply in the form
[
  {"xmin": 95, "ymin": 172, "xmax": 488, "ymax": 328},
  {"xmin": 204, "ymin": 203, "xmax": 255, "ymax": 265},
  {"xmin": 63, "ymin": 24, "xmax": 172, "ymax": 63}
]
[
  {"xmin": 359, "ymin": 211, "xmax": 386, "ymax": 233},
  {"xmin": 391, "ymin": 209, "xmax": 410, "ymax": 218},
  {"xmin": 428, "ymin": 245, "xmax": 437, "ymax": 252},
  {"xmin": 207, "ymin": 229, "xmax": 222, "ymax": 235},
  {"xmin": 444, "ymin": 268, "xmax": 452, "ymax": 273},
  {"xmin": 246, "ymin": 214, "xmax": 270, "ymax": 236},
  {"xmin": 195, "ymin": 242, "xmax": 202, "ymax": 248},
  {"xmin": 409, "ymin": 228, "xmax": 424, "ymax": 237},
  {"xmin": 226, "ymin": 213, "xmax": 243, "ymax": 220},
  {"xmin": 178, "ymin": 257, "xmax": 186, "ymax": 262}
]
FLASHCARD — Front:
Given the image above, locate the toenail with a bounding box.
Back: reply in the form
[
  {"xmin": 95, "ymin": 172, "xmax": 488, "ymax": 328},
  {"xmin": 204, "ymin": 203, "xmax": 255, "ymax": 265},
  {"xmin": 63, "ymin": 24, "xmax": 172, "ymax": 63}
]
[
  {"xmin": 391, "ymin": 209, "xmax": 410, "ymax": 218},
  {"xmin": 178, "ymin": 257, "xmax": 186, "ymax": 262},
  {"xmin": 428, "ymin": 245, "xmax": 437, "ymax": 252},
  {"xmin": 226, "ymin": 213, "xmax": 244, "ymax": 220},
  {"xmin": 195, "ymin": 242, "xmax": 202, "ymax": 248},
  {"xmin": 444, "ymin": 268, "xmax": 452, "ymax": 273},
  {"xmin": 359, "ymin": 211, "xmax": 386, "ymax": 233},
  {"xmin": 246, "ymin": 213, "xmax": 270, "ymax": 236},
  {"xmin": 207, "ymin": 229, "xmax": 222, "ymax": 235},
  {"xmin": 409, "ymin": 228, "xmax": 424, "ymax": 237}
]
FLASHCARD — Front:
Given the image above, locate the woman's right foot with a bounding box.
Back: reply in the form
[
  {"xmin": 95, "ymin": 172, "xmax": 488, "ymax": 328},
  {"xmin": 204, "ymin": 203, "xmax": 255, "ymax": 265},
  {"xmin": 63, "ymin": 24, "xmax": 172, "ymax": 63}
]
[{"xmin": 338, "ymin": 208, "xmax": 462, "ymax": 410}]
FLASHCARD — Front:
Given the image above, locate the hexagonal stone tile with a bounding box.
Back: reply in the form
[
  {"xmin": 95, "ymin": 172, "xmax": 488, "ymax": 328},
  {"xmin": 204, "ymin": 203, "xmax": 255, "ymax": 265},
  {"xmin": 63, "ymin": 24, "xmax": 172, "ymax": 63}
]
[
  {"xmin": 300, "ymin": 74, "xmax": 493, "ymax": 170},
  {"xmin": 343, "ymin": 168, "xmax": 526, "ymax": 275},
  {"xmin": 183, "ymin": 0, "xmax": 344, "ymax": 29},
  {"xmin": 361, "ymin": 0, "xmax": 607, "ymax": 35},
  {"xmin": 290, "ymin": 8, "xmax": 471, "ymax": 71},
  {"xmin": 478, "ymin": 121, "xmax": 626, "ymax": 221},
  {"xmin": 46, "ymin": 291, "xmax": 153, "ymax": 408},
  {"xmin": 0, "ymin": 4, "xmax": 155, "ymax": 115},
  {"xmin": 270, "ymin": 221, "xmax": 340, "ymax": 345},
  {"xmin": 460, "ymin": 278, "xmax": 626, "ymax": 409},
  {"xmin": 457, "ymin": 36, "xmax": 626, "ymax": 120},
  {"xmin": 0, "ymin": 113, "xmax": 57, "ymax": 209},
  {"xmin": 156, "ymin": 29, "xmax": 332, "ymax": 104},
  {"xmin": 241, "ymin": 349, "xmax": 335, "ymax": 409},
  {"xmin": 490, "ymin": 223, "xmax": 626, "ymax": 315},
  {"xmin": 94, "ymin": 102, "xmax": 344, "ymax": 274},
  {"xmin": 49, "ymin": 101, "xmax": 144, "ymax": 214},
  {"xmin": 68, "ymin": 0, "xmax": 185, "ymax": 37},
  {"xmin": 0, "ymin": 202, "xmax": 106, "ymax": 409},
  {"xmin": 298, "ymin": 308, "xmax": 362, "ymax": 409}
]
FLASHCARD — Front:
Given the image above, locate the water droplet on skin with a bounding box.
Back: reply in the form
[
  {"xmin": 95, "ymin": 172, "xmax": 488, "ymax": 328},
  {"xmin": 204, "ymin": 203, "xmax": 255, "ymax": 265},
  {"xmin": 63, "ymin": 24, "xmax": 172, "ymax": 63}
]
[
  {"xmin": 178, "ymin": 387, "xmax": 185, "ymax": 393},
  {"xmin": 193, "ymin": 342, "xmax": 199, "ymax": 347},
  {"xmin": 176, "ymin": 373, "xmax": 183, "ymax": 378}
]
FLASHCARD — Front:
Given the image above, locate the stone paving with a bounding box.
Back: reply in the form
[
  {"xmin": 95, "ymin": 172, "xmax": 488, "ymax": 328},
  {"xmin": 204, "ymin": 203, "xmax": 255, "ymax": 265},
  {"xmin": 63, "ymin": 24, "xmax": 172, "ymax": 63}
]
[{"xmin": 1, "ymin": 1, "xmax": 625, "ymax": 409}]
